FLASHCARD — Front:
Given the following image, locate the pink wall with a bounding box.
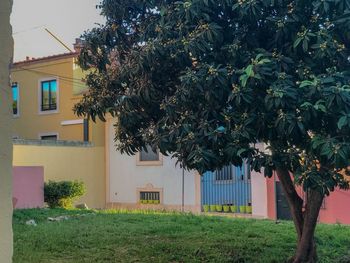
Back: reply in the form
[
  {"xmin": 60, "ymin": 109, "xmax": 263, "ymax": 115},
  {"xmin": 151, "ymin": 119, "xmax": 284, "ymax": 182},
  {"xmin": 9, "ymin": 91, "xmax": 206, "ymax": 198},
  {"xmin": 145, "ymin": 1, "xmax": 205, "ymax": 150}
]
[
  {"xmin": 319, "ymin": 189, "xmax": 350, "ymax": 224},
  {"xmin": 13, "ymin": 166, "xmax": 44, "ymax": 209},
  {"xmin": 266, "ymin": 175, "xmax": 276, "ymax": 220},
  {"xmin": 266, "ymin": 172, "xmax": 350, "ymax": 224}
]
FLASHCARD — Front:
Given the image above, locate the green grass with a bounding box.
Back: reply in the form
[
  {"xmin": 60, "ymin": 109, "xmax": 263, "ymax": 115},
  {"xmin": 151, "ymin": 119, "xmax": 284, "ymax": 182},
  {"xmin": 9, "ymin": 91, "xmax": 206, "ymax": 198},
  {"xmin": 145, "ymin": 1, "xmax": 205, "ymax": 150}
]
[{"xmin": 13, "ymin": 209, "xmax": 350, "ymax": 263}]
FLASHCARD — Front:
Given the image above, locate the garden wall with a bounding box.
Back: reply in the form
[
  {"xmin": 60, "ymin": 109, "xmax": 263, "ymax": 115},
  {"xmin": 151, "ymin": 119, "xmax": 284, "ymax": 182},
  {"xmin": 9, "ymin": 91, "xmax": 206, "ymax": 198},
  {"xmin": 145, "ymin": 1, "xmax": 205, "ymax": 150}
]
[
  {"xmin": 266, "ymin": 174, "xmax": 350, "ymax": 224},
  {"xmin": 13, "ymin": 140, "xmax": 105, "ymax": 208},
  {"xmin": 13, "ymin": 166, "xmax": 44, "ymax": 208}
]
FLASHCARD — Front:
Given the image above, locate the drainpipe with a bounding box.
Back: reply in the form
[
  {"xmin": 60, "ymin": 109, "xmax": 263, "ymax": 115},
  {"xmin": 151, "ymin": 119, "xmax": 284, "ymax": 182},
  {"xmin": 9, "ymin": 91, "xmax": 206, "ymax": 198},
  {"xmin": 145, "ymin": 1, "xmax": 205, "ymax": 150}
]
[
  {"xmin": 273, "ymin": 171, "xmax": 278, "ymax": 222},
  {"xmin": 182, "ymin": 166, "xmax": 185, "ymax": 212},
  {"xmin": 83, "ymin": 118, "xmax": 89, "ymax": 142}
]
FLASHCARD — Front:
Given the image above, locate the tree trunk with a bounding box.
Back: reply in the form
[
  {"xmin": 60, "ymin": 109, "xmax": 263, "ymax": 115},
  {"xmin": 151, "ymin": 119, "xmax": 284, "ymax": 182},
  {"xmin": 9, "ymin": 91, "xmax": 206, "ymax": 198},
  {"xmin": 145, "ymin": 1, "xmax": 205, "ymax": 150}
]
[
  {"xmin": 276, "ymin": 167, "xmax": 324, "ymax": 263},
  {"xmin": 0, "ymin": 0, "xmax": 14, "ymax": 262}
]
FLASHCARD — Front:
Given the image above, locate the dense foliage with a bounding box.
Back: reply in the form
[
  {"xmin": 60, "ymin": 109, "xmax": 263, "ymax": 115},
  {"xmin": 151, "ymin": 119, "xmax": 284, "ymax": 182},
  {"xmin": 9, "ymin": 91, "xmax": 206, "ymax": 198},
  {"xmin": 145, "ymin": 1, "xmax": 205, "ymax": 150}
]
[
  {"xmin": 75, "ymin": 0, "xmax": 350, "ymax": 195},
  {"xmin": 44, "ymin": 181, "xmax": 86, "ymax": 208}
]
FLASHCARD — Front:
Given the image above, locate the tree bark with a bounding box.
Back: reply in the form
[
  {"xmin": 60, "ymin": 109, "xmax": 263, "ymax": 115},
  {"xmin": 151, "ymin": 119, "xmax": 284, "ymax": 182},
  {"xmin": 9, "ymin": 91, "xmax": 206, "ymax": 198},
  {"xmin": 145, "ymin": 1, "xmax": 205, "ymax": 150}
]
[
  {"xmin": 0, "ymin": 0, "xmax": 14, "ymax": 262},
  {"xmin": 293, "ymin": 189, "xmax": 323, "ymax": 263},
  {"xmin": 276, "ymin": 167, "xmax": 324, "ymax": 263}
]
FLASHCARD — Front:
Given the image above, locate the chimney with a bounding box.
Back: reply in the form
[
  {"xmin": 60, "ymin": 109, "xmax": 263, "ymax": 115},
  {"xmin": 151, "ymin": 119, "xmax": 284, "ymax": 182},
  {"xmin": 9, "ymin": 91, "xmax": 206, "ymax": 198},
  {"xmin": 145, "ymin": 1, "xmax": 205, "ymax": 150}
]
[{"xmin": 73, "ymin": 38, "xmax": 84, "ymax": 53}]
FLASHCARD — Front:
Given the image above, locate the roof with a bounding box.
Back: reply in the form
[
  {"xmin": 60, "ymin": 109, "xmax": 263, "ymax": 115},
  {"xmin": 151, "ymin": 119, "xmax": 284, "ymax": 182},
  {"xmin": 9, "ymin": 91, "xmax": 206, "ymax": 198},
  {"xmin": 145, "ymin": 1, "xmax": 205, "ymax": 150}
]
[{"xmin": 12, "ymin": 52, "xmax": 78, "ymax": 68}]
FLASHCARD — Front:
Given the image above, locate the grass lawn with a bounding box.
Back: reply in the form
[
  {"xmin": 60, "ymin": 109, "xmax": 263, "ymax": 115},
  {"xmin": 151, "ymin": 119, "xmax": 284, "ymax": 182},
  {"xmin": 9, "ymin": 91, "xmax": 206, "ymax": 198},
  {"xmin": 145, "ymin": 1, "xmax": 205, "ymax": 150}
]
[{"xmin": 13, "ymin": 209, "xmax": 350, "ymax": 263}]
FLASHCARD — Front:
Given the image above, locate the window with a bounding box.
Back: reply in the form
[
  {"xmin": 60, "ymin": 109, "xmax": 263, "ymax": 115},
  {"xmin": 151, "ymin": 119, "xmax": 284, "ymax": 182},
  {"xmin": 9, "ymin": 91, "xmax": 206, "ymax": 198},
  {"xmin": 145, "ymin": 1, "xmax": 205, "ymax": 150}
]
[
  {"xmin": 137, "ymin": 145, "xmax": 163, "ymax": 165},
  {"xmin": 40, "ymin": 134, "xmax": 58, "ymax": 141},
  {"xmin": 139, "ymin": 191, "xmax": 160, "ymax": 204},
  {"xmin": 140, "ymin": 146, "xmax": 159, "ymax": 161},
  {"xmin": 215, "ymin": 165, "xmax": 234, "ymax": 181},
  {"xmin": 40, "ymin": 79, "xmax": 57, "ymax": 112},
  {"xmin": 12, "ymin": 83, "xmax": 19, "ymax": 116}
]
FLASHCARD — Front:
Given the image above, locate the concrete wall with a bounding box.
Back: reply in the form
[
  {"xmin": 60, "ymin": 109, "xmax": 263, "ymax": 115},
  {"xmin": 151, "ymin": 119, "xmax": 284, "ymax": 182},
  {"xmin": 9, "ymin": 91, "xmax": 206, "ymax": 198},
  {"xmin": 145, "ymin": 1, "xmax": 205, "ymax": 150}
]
[
  {"xmin": 106, "ymin": 118, "xmax": 201, "ymax": 212},
  {"xmin": 251, "ymin": 169, "xmax": 268, "ymax": 218},
  {"xmin": 13, "ymin": 141, "xmax": 105, "ymax": 208},
  {"xmin": 0, "ymin": 0, "xmax": 14, "ymax": 261},
  {"xmin": 266, "ymin": 175, "xmax": 277, "ymax": 220},
  {"xmin": 266, "ymin": 173, "xmax": 350, "ymax": 224},
  {"xmin": 319, "ymin": 189, "xmax": 350, "ymax": 224},
  {"xmin": 13, "ymin": 166, "xmax": 44, "ymax": 209}
]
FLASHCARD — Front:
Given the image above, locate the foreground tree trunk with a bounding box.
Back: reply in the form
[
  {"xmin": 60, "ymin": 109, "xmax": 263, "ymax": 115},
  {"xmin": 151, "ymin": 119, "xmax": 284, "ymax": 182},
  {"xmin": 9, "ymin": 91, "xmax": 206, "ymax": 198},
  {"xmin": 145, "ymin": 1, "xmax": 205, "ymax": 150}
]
[
  {"xmin": 0, "ymin": 0, "xmax": 14, "ymax": 262},
  {"xmin": 276, "ymin": 167, "xmax": 324, "ymax": 263}
]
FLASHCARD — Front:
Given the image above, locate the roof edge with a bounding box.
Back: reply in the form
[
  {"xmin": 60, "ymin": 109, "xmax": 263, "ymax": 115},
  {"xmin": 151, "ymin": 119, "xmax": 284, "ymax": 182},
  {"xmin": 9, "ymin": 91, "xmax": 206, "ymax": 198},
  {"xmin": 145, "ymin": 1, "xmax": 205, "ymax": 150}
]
[{"xmin": 12, "ymin": 52, "xmax": 78, "ymax": 68}]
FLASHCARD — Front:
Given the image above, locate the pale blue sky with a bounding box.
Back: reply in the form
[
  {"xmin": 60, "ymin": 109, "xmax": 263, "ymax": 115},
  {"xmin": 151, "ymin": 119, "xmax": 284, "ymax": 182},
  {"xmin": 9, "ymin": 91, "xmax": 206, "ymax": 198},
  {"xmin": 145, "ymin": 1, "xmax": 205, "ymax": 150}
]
[{"xmin": 11, "ymin": 0, "xmax": 105, "ymax": 61}]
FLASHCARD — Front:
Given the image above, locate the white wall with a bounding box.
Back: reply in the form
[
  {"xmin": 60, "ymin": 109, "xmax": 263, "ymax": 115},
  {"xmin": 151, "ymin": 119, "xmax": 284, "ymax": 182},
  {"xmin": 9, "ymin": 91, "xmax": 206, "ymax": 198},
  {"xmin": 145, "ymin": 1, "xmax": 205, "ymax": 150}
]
[
  {"xmin": 107, "ymin": 119, "xmax": 197, "ymax": 207},
  {"xmin": 251, "ymin": 169, "xmax": 268, "ymax": 218}
]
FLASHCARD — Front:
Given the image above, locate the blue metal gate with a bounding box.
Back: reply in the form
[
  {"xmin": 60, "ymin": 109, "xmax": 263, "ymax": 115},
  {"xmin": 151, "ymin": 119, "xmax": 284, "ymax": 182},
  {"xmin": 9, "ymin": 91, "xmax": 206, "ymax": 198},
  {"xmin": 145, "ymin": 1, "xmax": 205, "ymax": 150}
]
[{"xmin": 201, "ymin": 164, "xmax": 252, "ymax": 209}]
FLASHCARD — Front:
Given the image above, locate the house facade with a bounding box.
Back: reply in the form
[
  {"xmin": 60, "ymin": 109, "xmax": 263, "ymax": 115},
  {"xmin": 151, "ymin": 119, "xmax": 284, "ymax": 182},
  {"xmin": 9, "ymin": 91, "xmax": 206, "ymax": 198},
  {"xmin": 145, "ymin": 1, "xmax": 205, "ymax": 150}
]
[
  {"xmin": 105, "ymin": 118, "xmax": 201, "ymax": 212},
  {"xmin": 10, "ymin": 45, "xmax": 268, "ymax": 215},
  {"xmin": 11, "ymin": 47, "xmax": 104, "ymax": 146},
  {"xmin": 105, "ymin": 117, "xmax": 268, "ymax": 216},
  {"xmin": 11, "ymin": 49, "xmax": 350, "ymax": 224},
  {"xmin": 11, "ymin": 46, "xmax": 106, "ymax": 209}
]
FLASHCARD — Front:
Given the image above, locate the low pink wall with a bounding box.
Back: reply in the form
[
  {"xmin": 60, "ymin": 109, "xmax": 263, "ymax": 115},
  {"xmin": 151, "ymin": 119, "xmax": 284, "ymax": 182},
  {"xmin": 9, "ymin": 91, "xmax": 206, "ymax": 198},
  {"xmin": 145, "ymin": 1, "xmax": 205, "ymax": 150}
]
[
  {"xmin": 13, "ymin": 166, "xmax": 44, "ymax": 209},
  {"xmin": 319, "ymin": 189, "xmax": 350, "ymax": 224}
]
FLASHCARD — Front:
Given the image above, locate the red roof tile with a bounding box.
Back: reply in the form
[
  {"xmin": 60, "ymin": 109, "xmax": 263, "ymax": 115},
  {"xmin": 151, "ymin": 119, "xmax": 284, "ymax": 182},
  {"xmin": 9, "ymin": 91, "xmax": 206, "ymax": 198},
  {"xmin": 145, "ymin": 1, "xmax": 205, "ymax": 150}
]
[{"xmin": 12, "ymin": 52, "xmax": 78, "ymax": 67}]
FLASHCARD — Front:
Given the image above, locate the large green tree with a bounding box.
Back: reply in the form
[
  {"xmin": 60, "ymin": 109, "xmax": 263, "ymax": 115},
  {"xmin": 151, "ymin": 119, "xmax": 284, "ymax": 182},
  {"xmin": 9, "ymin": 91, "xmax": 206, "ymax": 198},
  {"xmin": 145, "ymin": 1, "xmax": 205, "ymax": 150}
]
[{"xmin": 75, "ymin": 0, "xmax": 350, "ymax": 261}]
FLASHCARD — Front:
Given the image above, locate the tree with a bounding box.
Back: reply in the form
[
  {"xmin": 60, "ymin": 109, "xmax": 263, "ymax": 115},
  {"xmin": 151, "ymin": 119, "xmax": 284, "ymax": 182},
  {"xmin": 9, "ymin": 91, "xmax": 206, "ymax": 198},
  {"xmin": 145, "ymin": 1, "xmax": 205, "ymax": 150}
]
[
  {"xmin": 0, "ymin": 0, "xmax": 14, "ymax": 261},
  {"xmin": 75, "ymin": 0, "xmax": 350, "ymax": 262}
]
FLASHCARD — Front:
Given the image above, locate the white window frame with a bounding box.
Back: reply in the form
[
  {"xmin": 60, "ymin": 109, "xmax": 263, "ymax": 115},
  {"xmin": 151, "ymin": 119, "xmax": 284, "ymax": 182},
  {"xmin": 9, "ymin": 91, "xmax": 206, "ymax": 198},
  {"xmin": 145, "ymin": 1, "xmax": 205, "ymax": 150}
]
[
  {"xmin": 12, "ymin": 82, "xmax": 20, "ymax": 118},
  {"xmin": 38, "ymin": 77, "xmax": 59, "ymax": 115},
  {"xmin": 38, "ymin": 132, "xmax": 59, "ymax": 140}
]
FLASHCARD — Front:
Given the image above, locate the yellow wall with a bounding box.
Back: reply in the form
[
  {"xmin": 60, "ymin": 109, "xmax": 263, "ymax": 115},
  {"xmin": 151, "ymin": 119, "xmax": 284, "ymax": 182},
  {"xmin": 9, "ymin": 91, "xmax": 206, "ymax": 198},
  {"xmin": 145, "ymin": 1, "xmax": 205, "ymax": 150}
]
[
  {"xmin": 11, "ymin": 56, "xmax": 105, "ymax": 146},
  {"xmin": 13, "ymin": 143, "xmax": 106, "ymax": 209}
]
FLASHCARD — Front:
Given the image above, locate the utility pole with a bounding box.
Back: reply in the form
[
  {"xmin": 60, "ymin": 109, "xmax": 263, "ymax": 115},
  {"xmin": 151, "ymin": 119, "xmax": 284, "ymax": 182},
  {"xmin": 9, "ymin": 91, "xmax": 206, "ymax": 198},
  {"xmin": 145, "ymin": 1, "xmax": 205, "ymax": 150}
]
[{"xmin": 182, "ymin": 166, "xmax": 185, "ymax": 212}]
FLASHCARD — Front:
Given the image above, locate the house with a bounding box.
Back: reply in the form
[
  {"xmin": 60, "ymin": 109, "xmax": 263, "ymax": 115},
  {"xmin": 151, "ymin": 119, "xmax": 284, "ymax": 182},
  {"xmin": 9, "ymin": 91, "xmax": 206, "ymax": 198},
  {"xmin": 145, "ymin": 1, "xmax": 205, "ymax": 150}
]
[
  {"xmin": 6, "ymin": 47, "xmax": 276, "ymax": 218},
  {"xmin": 11, "ymin": 46, "xmax": 350, "ymax": 224},
  {"xmin": 11, "ymin": 40, "xmax": 104, "ymax": 145},
  {"xmin": 104, "ymin": 117, "xmax": 267, "ymax": 215},
  {"xmin": 10, "ymin": 39, "xmax": 263, "ymax": 213},
  {"xmin": 11, "ymin": 41, "xmax": 106, "ymax": 208}
]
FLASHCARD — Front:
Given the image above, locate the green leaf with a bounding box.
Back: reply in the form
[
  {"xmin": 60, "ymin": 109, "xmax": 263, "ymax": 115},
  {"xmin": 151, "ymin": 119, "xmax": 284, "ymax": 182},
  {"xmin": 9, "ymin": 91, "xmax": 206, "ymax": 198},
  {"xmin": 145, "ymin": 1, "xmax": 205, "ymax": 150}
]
[
  {"xmin": 338, "ymin": 116, "xmax": 348, "ymax": 129},
  {"xmin": 245, "ymin": 65, "xmax": 254, "ymax": 77},
  {"xmin": 257, "ymin": 59, "xmax": 271, "ymax": 64},
  {"xmin": 302, "ymin": 39, "xmax": 309, "ymax": 52},
  {"xmin": 240, "ymin": 74, "xmax": 249, "ymax": 87},
  {"xmin": 299, "ymin": 80, "xmax": 314, "ymax": 88},
  {"xmin": 293, "ymin": 37, "xmax": 302, "ymax": 48}
]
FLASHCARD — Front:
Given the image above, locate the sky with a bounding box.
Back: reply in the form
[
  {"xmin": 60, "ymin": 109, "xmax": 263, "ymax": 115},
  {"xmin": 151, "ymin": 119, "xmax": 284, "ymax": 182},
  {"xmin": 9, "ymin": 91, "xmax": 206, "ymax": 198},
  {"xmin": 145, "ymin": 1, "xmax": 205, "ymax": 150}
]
[{"xmin": 11, "ymin": 0, "xmax": 105, "ymax": 62}]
